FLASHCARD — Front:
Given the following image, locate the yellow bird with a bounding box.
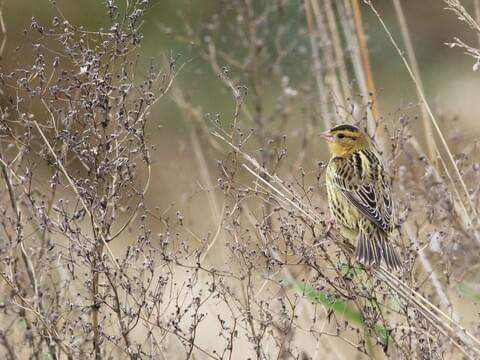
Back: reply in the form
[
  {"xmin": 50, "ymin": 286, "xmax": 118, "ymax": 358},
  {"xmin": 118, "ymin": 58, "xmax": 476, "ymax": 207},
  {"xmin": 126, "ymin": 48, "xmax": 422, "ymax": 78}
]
[{"xmin": 320, "ymin": 124, "xmax": 401, "ymax": 270}]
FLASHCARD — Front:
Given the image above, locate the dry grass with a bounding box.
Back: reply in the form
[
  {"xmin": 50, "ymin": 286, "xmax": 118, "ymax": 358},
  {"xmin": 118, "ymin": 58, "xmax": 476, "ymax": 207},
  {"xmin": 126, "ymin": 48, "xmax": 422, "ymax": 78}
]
[{"xmin": 0, "ymin": 0, "xmax": 479, "ymax": 359}]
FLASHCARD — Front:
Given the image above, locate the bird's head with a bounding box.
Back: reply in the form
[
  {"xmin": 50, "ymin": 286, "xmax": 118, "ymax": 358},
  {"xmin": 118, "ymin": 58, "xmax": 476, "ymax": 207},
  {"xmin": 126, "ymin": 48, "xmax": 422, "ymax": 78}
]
[{"xmin": 320, "ymin": 124, "xmax": 370, "ymax": 157}]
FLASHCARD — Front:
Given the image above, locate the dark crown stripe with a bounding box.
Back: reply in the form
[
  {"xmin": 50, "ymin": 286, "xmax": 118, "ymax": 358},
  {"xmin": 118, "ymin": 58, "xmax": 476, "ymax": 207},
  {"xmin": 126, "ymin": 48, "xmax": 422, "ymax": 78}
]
[{"xmin": 330, "ymin": 124, "xmax": 359, "ymax": 132}]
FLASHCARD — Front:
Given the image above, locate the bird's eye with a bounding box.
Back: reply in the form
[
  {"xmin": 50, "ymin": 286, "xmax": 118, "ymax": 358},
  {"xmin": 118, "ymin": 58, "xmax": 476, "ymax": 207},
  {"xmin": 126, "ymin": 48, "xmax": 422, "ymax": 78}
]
[{"xmin": 337, "ymin": 133, "xmax": 345, "ymax": 139}]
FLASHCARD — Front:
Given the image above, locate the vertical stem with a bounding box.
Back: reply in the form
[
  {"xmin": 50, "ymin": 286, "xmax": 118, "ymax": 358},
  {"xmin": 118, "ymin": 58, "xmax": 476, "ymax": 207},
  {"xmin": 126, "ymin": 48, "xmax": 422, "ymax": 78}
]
[
  {"xmin": 190, "ymin": 129, "xmax": 226, "ymax": 263},
  {"xmin": 310, "ymin": 0, "xmax": 344, "ymax": 111},
  {"xmin": 0, "ymin": 151, "xmax": 39, "ymax": 305},
  {"xmin": 366, "ymin": 0, "xmax": 480, "ymax": 235},
  {"xmin": 351, "ymin": 0, "xmax": 385, "ymax": 150},
  {"xmin": 475, "ymin": 0, "xmax": 480, "ymax": 46},
  {"xmin": 392, "ymin": 0, "xmax": 437, "ymax": 168},
  {"xmin": 304, "ymin": 0, "xmax": 331, "ymax": 128},
  {"xmin": 324, "ymin": 0, "xmax": 353, "ymax": 103},
  {"xmin": 0, "ymin": 9, "xmax": 6, "ymax": 59},
  {"xmin": 337, "ymin": 0, "xmax": 370, "ymax": 120},
  {"xmin": 404, "ymin": 224, "xmax": 457, "ymax": 320},
  {"xmin": 92, "ymin": 238, "xmax": 103, "ymax": 360}
]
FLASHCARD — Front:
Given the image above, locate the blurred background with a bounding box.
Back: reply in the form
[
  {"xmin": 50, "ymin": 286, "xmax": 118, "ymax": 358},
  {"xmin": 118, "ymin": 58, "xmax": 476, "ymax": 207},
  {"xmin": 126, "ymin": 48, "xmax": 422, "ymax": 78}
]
[
  {"xmin": 2, "ymin": 0, "xmax": 479, "ymax": 212},
  {"xmin": 1, "ymin": 1, "xmax": 480, "ymax": 358}
]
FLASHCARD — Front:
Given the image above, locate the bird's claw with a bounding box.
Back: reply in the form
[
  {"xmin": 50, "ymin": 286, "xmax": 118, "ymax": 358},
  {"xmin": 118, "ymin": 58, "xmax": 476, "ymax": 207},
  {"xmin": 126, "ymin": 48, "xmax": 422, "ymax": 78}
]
[{"xmin": 324, "ymin": 219, "xmax": 335, "ymax": 236}]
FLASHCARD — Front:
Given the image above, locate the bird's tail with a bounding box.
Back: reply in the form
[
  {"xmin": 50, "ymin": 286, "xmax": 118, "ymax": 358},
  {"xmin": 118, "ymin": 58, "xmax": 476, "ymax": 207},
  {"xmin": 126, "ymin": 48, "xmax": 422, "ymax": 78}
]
[{"xmin": 355, "ymin": 231, "xmax": 401, "ymax": 271}]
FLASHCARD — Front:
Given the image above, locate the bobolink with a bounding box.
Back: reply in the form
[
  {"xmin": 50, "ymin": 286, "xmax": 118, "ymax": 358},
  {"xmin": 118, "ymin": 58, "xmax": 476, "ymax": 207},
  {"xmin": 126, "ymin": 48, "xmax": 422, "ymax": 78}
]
[{"xmin": 320, "ymin": 124, "xmax": 401, "ymax": 271}]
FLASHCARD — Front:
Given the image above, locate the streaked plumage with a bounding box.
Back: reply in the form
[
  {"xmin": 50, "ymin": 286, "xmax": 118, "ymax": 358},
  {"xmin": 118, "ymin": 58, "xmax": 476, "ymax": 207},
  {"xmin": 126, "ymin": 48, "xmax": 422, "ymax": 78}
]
[{"xmin": 321, "ymin": 124, "xmax": 401, "ymax": 270}]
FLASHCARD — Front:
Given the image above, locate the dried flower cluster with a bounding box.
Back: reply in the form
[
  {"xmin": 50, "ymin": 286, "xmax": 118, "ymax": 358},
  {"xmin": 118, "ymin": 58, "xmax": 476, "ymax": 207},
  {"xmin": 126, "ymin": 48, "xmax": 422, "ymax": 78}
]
[{"xmin": 0, "ymin": 1, "xmax": 479, "ymax": 359}]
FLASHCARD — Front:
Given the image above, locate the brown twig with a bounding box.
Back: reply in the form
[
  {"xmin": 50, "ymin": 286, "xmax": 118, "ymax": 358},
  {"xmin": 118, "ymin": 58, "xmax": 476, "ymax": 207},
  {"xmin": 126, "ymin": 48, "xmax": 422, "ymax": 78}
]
[{"xmin": 351, "ymin": 0, "xmax": 384, "ymax": 149}]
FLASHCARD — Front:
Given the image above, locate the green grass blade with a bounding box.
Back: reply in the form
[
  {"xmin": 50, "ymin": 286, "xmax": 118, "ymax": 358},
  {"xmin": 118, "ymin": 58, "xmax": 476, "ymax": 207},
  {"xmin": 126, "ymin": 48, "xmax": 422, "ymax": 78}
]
[{"xmin": 287, "ymin": 279, "xmax": 388, "ymax": 342}]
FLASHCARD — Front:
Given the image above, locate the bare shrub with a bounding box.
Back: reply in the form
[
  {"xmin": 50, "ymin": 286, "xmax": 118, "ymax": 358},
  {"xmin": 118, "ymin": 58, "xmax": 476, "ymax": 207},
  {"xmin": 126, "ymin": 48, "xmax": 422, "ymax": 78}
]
[{"xmin": 0, "ymin": 1, "xmax": 479, "ymax": 359}]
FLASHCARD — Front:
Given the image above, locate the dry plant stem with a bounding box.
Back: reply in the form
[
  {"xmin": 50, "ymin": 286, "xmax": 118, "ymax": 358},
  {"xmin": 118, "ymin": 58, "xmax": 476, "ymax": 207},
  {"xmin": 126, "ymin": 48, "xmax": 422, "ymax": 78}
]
[
  {"xmin": 4, "ymin": 1, "xmax": 480, "ymax": 357},
  {"xmin": 205, "ymin": 42, "xmax": 248, "ymax": 135},
  {"xmin": 210, "ymin": 132, "xmax": 318, "ymax": 221},
  {"xmin": 171, "ymin": 88, "xmax": 223, "ymax": 152},
  {"xmin": 1, "ymin": 3, "xmax": 192, "ymax": 357},
  {"xmin": 432, "ymin": 138, "xmax": 480, "ymax": 245},
  {"xmin": 103, "ymin": 273, "xmax": 133, "ymax": 356},
  {"xmin": 350, "ymin": 0, "xmax": 384, "ymax": 148},
  {"xmin": 92, "ymin": 257, "xmax": 101, "ymax": 359},
  {"xmin": 365, "ymin": 1, "xmax": 480, "ymax": 237},
  {"xmin": 309, "ymin": 0, "xmax": 344, "ymax": 109},
  {"xmin": 476, "ymin": 0, "xmax": 480, "ymax": 46},
  {"xmin": 445, "ymin": 0, "xmax": 480, "ymax": 32},
  {"xmin": 33, "ymin": 120, "xmax": 115, "ymax": 358},
  {"xmin": 442, "ymin": 0, "xmax": 480, "ymax": 70},
  {"xmin": 0, "ymin": 153, "xmax": 39, "ymax": 303},
  {"xmin": 304, "ymin": 0, "xmax": 331, "ymax": 128},
  {"xmin": 32, "ymin": 121, "xmax": 120, "ymax": 269},
  {"xmin": 337, "ymin": 0, "xmax": 374, "ymax": 124},
  {"xmin": 0, "ymin": 331, "xmax": 16, "ymax": 360},
  {"xmin": 390, "ymin": 0, "xmax": 460, "ymax": 321},
  {"xmin": 213, "ymin": 122, "xmax": 358, "ymax": 354},
  {"xmin": 0, "ymin": 271, "xmax": 73, "ymax": 358},
  {"xmin": 218, "ymin": 127, "xmax": 480, "ymax": 356},
  {"xmin": 404, "ymin": 135, "xmax": 476, "ymax": 309},
  {"xmin": 212, "ymin": 132, "xmax": 322, "ymax": 223},
  {"xmin": 190, "ymin": 129, "xmax": 227, "ymax": 263},
  {"xmin": 407, "ymin": 132, "xmax": 480, "ymax": 248},
  {"xmin": 241, "ymin": 203, "xmax": 343, "ymax": 360},
  {"xmin": 0, "ymin": 8, "xmax": 6, "ymax": 60},
  {"xmin": 108, "ymin": 163, "xmax": 151, "ymax": 242},
  {"xmin": 391, "ymin": 0, "xmax": 437, "ymax": 167},
  {"xmin": 324, "ymin": 0, "xmax": 352, "ymax": 103},
  {"xmin": 0, "ymin": 154, "xmax": 63, "ymax": 360},
  {"xmin": 0, "ymin": 152, "xmax": 59, "ymax": 355},
  {"xmin": 125, "ymin": 314, "xmax": 217, "ymax": 359},
  {"xmin": 242, "ymin": 164, "xmax": 319, "ymax": 223},
  {"xmin": 404, "ymin": 223, "xmax": 457, "ymax": 319},
  {"xmin": 377, "ymin": 268, "xmax": 480, "ymax": 356}
]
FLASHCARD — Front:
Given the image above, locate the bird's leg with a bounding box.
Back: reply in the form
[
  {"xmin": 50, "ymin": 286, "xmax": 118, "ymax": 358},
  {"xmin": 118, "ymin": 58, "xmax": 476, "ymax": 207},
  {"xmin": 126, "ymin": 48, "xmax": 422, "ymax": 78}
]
[
  {"xmin": 324, "ymin": 219, "xmax": 336, "ymax": 235},
  {"xmin": 358, "ymin": 261, "xmax": 375, "ymax": 277},
  {"xmin": 313, "ymin": 220, "xmax": 336, "ymax": 245}
]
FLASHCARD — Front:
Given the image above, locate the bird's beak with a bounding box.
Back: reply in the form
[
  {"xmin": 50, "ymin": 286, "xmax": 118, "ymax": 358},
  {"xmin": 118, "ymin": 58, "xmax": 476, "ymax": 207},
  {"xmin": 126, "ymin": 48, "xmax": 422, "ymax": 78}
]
[{"xmin": 319, "ymin": 130, "xmax": 334, "ymax": 142}]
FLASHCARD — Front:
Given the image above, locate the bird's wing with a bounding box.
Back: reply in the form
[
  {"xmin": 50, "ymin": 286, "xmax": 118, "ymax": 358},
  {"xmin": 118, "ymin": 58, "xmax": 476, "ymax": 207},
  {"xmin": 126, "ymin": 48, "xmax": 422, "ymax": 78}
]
[{"xmin": 329, "ymin": 151, "xmax": 392, "ymax": 231}]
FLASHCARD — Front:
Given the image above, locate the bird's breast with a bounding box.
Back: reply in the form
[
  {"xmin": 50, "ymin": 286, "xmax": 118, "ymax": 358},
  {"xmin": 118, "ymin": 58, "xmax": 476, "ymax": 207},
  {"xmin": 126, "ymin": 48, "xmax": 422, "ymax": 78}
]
[{"xmin": 326, "ymin": 173, "xmax": 359, "ymax": 232}]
